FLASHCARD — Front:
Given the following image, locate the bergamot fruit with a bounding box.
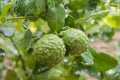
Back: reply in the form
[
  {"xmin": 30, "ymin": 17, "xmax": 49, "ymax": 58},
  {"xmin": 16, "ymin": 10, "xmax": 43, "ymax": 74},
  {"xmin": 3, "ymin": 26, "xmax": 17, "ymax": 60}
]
[
  {"xmin": 33, "ymin": 34, "xmax": 66, "ymax": 67},
  {"xmin": 60, "ymin": 28, "xmax": 88, "ymax": 56}
]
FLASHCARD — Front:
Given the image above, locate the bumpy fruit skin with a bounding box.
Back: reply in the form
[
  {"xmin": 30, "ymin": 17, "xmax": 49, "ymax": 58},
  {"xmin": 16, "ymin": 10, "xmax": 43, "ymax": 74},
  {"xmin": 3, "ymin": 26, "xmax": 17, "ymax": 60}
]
[
  {"xmin": 60, "ymin": 28, "xmax": 88, "ymax": 56},
  {"xmin": 33, "ymin": 34, "xmax": 66, "ymax": 67}
]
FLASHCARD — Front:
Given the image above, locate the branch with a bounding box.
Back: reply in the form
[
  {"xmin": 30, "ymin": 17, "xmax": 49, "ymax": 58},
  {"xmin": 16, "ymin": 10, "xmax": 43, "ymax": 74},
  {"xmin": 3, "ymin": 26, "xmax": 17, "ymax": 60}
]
[
  {"xmin": 10, "ymin": 37, "xmax": 28, "ymax": 76},
  {"xmin": 6, "ymin": 16, "xmax": 34, "ymax": 21},
  {"xmin": 7, "ymin": 17, "xmax": 27, "ymax": 20}
]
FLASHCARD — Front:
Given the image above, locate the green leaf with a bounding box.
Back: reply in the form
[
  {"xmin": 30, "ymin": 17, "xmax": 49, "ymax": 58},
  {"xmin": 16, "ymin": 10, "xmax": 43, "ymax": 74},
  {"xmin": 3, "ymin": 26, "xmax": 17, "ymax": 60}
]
[
  {"xmin": 34, "ymin": 31, "xmax": 43, "ymax": 39},
  {"xmin": 105, "ymin": 14, "xmax": 120, "ymax": 28},
  {"xmin": 110, "ymin": 56, "xmax": 120, "ymax": 74},
  {"xmin": 67, "ymin": 0, "xmax": 89, "ymax": 11},
  {"xmin": 22, "ymin": 20, "xmax": 30, "ymax": 30},
  {"xmin": 87, "ymin": 0, "xmax": 100, "ymax": 9},
  {"xmin": 86, "ymin": 26, "xmax": 100, "ymax": 35},
  {"xmin": 0, "ymin": 21, "xmax": 15, "ymax": 37},
  {"xmin": 75, "ymin": 50, "xmax": 94, "ymax": 65},
  {"xmin": 32, "ymin": 61, "xmax": 51, "ymax": 74},
  {"xmin": 65, "ymin": 15, "xmax": 75, "ymax": 27},
  {"xmin": 47, "ymin": 67, "xmax": 65, "ymax": 80},
  {"xmin": 48, "ymin": 0, "xmax": 62, "ymax": 6},
  {"xmin": 93, "ymin": 53, "xmax": 117, "ymax": 72},
  {"xmin": 23, "ymin": 29, "xmax": 33, "ymax": 50},
  {"xmin": 88, "ymin": 46, "xmax": 97, "ymax": 56},
  {"xmin": 0, "ymin": 1, "xmax": 13, "ymax": 20},
  {"xmin": 75, "ymin": 10, "xmax": 109, "ymax": 25},
  {"xmin": 13, "ymin": 0, "xmax": 46, "ymax": 19},
  {"xmin": 5, "ymin": 70, "xmax": 18, "ymax": 80},
  {"xmin": 86, "ymin": 66, "xmax": 100, "ymax": 77},
  {"xmin": 47, "ymin": 5, "xmax": 65, "ymax": 32},
  {"xmin": 100, "ymin": 25, "xmax": 115, "ymax": 39},
  {"xmin": 27, "ymin": 0, "xmax": 46, "ymax": 21},
  {"xmin": 33, "ymin": 0, "xmax": 46, "ymax": 15},
  {"xmin": 25, "ymin": 0, "xmax": 36, "ymax": 16},
  {"xmin": 81, "ymin": 50, "xmax": 94, "ymax": 65},
  {"xmin": 13, "ymin": 0, "xmax": 26, "ymax": 16},
  {"xmin": 26, "ymin": 0, "xmax": 46, "ymax": 16},
  {"xmin": 3, "ymin": 27, "xmax": 15, "ymax": 37},
  {"xmin": 88, "ymin": 46, "xmax": 118, "ymax": 72}
]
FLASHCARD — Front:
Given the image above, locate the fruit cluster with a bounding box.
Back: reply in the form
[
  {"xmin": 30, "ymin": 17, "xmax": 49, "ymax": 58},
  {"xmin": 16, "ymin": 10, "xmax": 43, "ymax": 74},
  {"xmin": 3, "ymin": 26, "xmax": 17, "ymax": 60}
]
[{"xmin": 33, "ymin": 28, "xmax": 88, "ymax": 68}]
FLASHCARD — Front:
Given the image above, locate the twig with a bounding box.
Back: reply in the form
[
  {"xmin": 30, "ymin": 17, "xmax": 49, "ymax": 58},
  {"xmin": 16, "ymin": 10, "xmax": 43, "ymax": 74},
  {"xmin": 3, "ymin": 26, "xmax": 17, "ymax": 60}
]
[
  {"xmin": 6, "ymin": 16, "xmax": 35, "ymax": 21},
  {"xmin": 10, "ymin": 37, "xmax": 28, "ymax": 76},
  {"xmin": 7, "ymin": 17, "xmax": 27, "ymax": 20}
]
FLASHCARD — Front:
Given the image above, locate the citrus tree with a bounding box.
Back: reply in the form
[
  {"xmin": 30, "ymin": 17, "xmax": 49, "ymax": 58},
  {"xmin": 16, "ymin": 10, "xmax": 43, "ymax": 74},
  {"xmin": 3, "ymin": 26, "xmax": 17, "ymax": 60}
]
[{"xmin": 0, "ymin": 0, "xmax": 120, "ymax": 80}]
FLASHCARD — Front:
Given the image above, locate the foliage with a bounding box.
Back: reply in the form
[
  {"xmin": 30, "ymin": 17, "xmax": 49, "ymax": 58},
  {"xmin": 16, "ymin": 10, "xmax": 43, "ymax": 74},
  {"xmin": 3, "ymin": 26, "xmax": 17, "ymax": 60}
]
[{"xmin": 0, "ymin": 0, "xmax": 120, "ymax": 80}]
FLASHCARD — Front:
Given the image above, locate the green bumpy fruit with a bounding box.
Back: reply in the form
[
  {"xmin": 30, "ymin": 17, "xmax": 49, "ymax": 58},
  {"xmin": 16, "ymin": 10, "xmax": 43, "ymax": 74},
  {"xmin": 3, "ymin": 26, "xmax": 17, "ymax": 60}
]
[
  {"xmin": 60, "ymin": 28, "xmax": 88, "ymax": 56},
  {"xmin": 33, "ymin": 34, "xmax": 66, "ymax": 67}
]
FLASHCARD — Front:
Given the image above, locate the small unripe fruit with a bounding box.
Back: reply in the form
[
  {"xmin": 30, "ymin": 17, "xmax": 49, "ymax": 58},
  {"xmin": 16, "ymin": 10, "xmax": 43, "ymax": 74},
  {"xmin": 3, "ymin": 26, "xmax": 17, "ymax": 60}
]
[
  {"xmin": 33, "ymin": 34, "xmax": 66, "ymax": 67},
  {"xmin": 60, "ymin": 28, "xmax": 88, "ymax": 56}
]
